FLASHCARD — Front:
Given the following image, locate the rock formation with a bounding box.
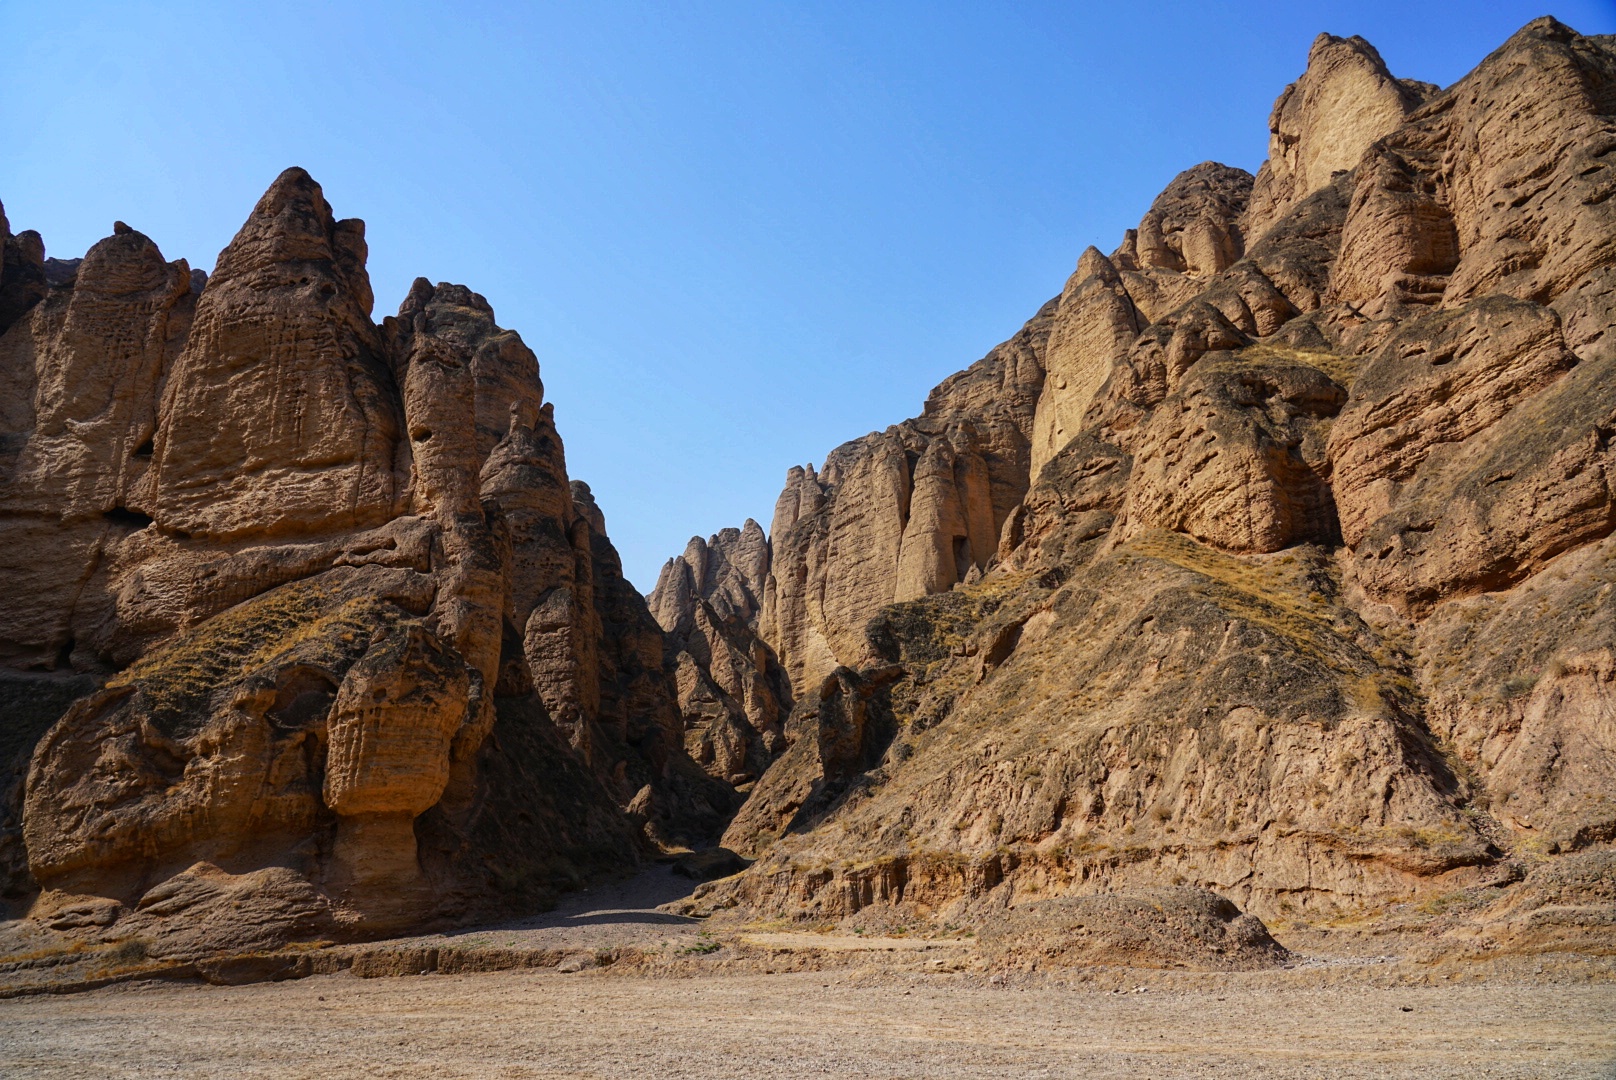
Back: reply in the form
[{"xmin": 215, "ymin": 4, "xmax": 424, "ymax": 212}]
[
  {"xmin": 681, "ymin": 17, "xmax": 1616, "ymax": 943},
  {"xmin": 0, "ymin": 169, "xmax": 732, "ymax": 949},
  {"xmin": 648, "ymin": 522, "xmax": 791, "ymax": 785},
  {"xmin": 6, "ymin": 14, "xmax": 1616, "ymax": 965},
  {"xmin": 759, "ymin": 313, "xmax": 1048, "ymax": 691}
]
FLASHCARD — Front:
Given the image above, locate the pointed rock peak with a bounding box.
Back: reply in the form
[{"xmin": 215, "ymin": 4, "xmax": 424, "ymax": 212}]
[
  {"xmin": 570, "ymin": 479, "xmax": 606, "ymax": 534},
  {"xmin": 1244, "ymin": 32, "xmax": 1436, "ymax": 243},
  {"xmin": 0, "ymin": 219, "xmax": 49, "ymax": 334},
  {"xmin": 393, "ymin": 279, "xmax": 501, "ymax": 349},
  {"xmin": 212, "ymin": 167, "xmax": 371, "ymax": 309},
  {"xmin": 1307, "ymin": 32, "xmax": 1390, "ymax": 73},
  {"xmin": 10, "ymin": 229, "xmax": 44, "ymax": 265},
  {"xmin": 741, "ymin": 517, "xmax": 765, "ymax": 539},
  {"xmin": 1075, "ymin": 245, "xmax": 1113, "ymax": 281},
  {"xmin": 246, "ymin": 166, "xmax": 336, "ymax": 242},
  {"xmin": 1147, "ymin": 163, "xmax": 1255, "ymax": 216},
  {"xmin": 1128, "ymin": 163, "xmax": 1253, "ymax": 278},
  {"xmin": 1500, "ymin": 14, "xmax": 1577, "ymax": 47},
  {"xmin": 399, "ymin": 275, "xmax": 436, "ymax": 317}
]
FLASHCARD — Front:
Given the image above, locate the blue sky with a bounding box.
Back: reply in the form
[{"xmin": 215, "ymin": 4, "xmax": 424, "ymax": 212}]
[{"xmin": 4, "ymin": 2, "xmax": 1613, "ymax": 590}]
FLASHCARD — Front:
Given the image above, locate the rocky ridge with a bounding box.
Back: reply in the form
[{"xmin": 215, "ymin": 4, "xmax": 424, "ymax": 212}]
[
  {"xmin": 0, "ymin": 170, "xmax": 733, "ymax": 954},
  {"xmin": 657, "ymin": 18, "xmax": 1616, "ymax": 945},
  {"xmin": 3, "ymin": 14, "xmax": 1614, "ymax": 976},
  {"xmin": 648, "ymin": 522, "xmax": 792, "ymax": 785}
]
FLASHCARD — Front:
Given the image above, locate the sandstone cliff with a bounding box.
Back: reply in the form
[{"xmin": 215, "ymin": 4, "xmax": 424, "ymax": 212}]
[
  {"xmin": 759, "ymin": 309, "xmax": 1049, "ymax": 692},
  {"xmin": 0, "ymin": 170, "xmax": 732, "ymax": 950},
  {"xmin": 684, "ymin": 18, "xmax": 1616, "ymax": 944},
  {"xmin": 648, "ymin": 522, "xmax": 792, "ymax": 785}
]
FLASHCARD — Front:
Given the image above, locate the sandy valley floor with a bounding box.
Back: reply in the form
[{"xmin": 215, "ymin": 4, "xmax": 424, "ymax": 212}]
[
  {"xmin": 3, "ymin": 869, "xmax": 1613, "ymax": 1078},
  {"xmin": 3, "ymin": 969, "xmax": 1615, "ymax": 1079}
]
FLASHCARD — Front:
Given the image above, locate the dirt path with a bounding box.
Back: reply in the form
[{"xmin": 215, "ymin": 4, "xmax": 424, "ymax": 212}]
[{"xmin": 2, "ymin": 969, "xmax": 1613, "ymax": 1079}]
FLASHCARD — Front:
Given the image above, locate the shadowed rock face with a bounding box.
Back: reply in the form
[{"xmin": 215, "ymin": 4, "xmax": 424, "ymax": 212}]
[
  {"xmin": 0, "ymin": 169, "xmax": 732, "ymax": 947},
  {"xmin": 648, "ymin": 522, "xmax": 792, "ymax": 785},
  {"xmin": 682, "ymin": 18, "xmax": 1616, "ymax": 937}
]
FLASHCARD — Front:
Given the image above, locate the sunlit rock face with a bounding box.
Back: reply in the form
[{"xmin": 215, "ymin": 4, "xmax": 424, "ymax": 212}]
[
  {"xmin": 0, "ymin": 168, "xmax": 733, "ymax": 950},
  {"xmin": 678, "ymin": 19, "xmax": 1616, "ymax": 943}
]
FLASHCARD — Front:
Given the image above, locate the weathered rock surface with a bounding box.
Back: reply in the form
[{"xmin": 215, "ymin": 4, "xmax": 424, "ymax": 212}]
[
  {"xmin": 7, "ymin": 15, "xmax": 1616, "ymax": 969},
  {"xmin": 1244, "ymin": 34, "xmax": 1437, "ymax": 244},
  {"xmin": 652, "ymin": 547, "xmax": 787, "ymax": 786},
  {"xmin": 648, "ymin": 521, "xmax": 792, "ymax": 784},
  {"xmin": 686, "ymin": 18, "xmax": 1616, "ymax": 944},
  {"xmin": 0, "ymin": 169, "xmax": 731, "ymax": 949}
]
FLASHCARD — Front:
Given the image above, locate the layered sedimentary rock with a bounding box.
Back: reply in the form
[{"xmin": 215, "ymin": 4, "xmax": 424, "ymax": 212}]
[
  {"xmin": 759, "ymin": 309, "xmax": 1050, "ymax": 691},
  {"xmin": 692, "ymin": 18, "xmax": 1616, "ymax": 938},
  {"xmin": 0, "ymin": 169, "xmax": 730, "ymax": 946}
]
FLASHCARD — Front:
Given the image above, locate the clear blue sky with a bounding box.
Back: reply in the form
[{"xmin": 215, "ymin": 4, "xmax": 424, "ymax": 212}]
[{"xmin": 4, "ymin": 2, "xmax": 1612, "ymax": 590}]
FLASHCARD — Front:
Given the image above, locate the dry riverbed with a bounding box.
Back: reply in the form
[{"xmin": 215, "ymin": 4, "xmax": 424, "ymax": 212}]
[
  {"xmin": 3, "ymin": 967, "xmax": 1614, "ymax": 1079},
  {"xmin": 4, "ymin": 868, "xmax": 1613, "ymax": 1077}
]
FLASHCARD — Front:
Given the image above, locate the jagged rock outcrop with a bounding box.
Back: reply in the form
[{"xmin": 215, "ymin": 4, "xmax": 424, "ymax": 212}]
[
  {"xmin": 649, "ymin": 522, "xmax": 791, "ymax": 785},
  {"xmin": 759, "ymin": 305, "xmax": 1051, "ymax": 691},
  {"xmin": 1244, "ymin": 33, "xmax": 1438, "ymax": 243},
  {"xmin": 0, "ymin": 202, "xmax": 50, "ymax": 336},
  {"xmin": 719, "ymin": 663, "xmax": 903, "ymax": 854},
  {"xmin": 1119, "ymin": 353, "xmax": 1345, "ymax": 553},
  {"xmin": 0, "ymin": 169, "xmax": 731, "ymax": 947},
  {"xmin": 691, "ymin": 18, "xmax": 1616, "ymax": 941}
]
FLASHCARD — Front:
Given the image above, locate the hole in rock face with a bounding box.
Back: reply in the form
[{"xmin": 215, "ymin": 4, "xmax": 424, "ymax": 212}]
[
  {"xmin": 133, "ymin": 437, "xmax": 154, "ymax": 457},
  {"xmin": 952, "ymin": 536, "xmax": 972, "ymax": 583},
  {"xmin": 411, "ymin": 428, "xmax": 433, "ymax": 443},
  {"xmin": 54, "ymin": 636, "xmax": 76, "ymax": 671},
  {"xmin": 103, "ymin": 506, "xmax": 154, "ymax": 529},
  {"xmin": 270, "ymin": 666, "xmax": 339, "ymax": 729}
]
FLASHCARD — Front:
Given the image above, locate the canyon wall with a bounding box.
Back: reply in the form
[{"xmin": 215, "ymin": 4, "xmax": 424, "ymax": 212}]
[
  {"xmin": 675, "ymin": 19, "xmax": 1616, "ymax": 931},
  {"xmin": 0, "ymin": 170, "xmax": 732, "ymax": 948}
]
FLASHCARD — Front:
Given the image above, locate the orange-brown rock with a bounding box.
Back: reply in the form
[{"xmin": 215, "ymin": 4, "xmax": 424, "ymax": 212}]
[
  {"xmin": 0, "ymin": 224, "xmax": 198, "ymax": 670},
  {"xmin": 1027, "ymin": 248, "xmax": 1139, "ymax": 479},
  {"xmin": 1244, "ymin": 34, "xmax": 1436, "ymax": 244},
  {"xmin": 148, "ymin": 170, "xmax": 402, "ymax": 542},
  {"xmin": 692, "ymin": 18, "xmax": 1616, "ymax": 944},
  {"xmin": 650, "ymin": 522, "xmax": 791, "ymax": 784},
  {"xmin": 1120, "ymin": 354, "xmax": 1344, "ymax": 553},
  {"xmin": 0, "ymin": 169, "xmax": 731, "ymax": 947},
  {"xmin": 0, "ymin": 202, "xmax": 49, "ymax": 335},
  {"xmin": 1327, "ymin": 296, "xmax": 1578, "ymax": 548},
  {"xmin": 760, "ymin": 307, "xmax": 1050, "ymax": 692}
]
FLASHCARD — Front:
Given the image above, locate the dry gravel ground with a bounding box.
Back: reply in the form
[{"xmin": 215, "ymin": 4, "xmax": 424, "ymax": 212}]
[
  {"xmin": 1, "ymin": 970, "xmax": 1613, "ymax": 1079},
  {"xmin": 4, "ymin": 870, "xmax": 1613, "ymax": 1077}
]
